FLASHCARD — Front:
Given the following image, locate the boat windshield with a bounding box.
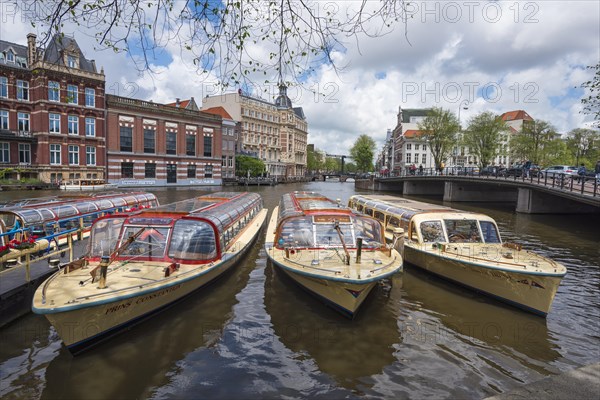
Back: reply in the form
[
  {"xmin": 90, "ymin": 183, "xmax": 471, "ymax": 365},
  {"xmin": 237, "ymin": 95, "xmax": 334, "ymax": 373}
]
[
  {"xmin": 89, "ymin": 217, "xmax": 127, "ymax": 257},
  {"xmin": 420, "ymin": 221, "xmax": 446, "ymax": 243},
  {"xmin": 444, "ymin": 219, "xmax": 482, "ymax": 243},
  {"xmin": 120, "ymin": 225, "xmax": 170, "ymax": 258},
  {"xmin": 479, "ymin": 220, "xmax": 501, "ymax": 243},
  {"xmin": 277, "ymin": 215, "xmax": 383, "ymax": 249},
  {"xmin": 168, "ymin": 219, "xmax": 217, "ymax": 261}
]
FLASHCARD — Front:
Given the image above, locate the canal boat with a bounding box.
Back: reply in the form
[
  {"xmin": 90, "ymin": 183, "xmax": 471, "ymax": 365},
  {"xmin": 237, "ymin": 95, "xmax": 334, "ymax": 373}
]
[
  {"xmin": 264, "ymin": 191, "xmax": 403, "ymax": 317},
  {"xmin": 0, "ymin": 192, "xmax": 159, "ymax": 266},
  {"xmin": 32, "ymin": 192, "xmax": 267, "ymax": 354},
  {"xmin": 60, "ymin": 179, "xmax": 118, "ymax": 191},
  {"xmin": 347, "ymin": 194, "xmax": 567, "ymax": 316}
]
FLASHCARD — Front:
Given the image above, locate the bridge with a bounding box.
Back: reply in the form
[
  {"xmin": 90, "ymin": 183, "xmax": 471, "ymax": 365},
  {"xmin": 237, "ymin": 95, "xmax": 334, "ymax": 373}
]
[{"xmin": 356, "ymin": 170, "xmax": 600, "ymax": 214}]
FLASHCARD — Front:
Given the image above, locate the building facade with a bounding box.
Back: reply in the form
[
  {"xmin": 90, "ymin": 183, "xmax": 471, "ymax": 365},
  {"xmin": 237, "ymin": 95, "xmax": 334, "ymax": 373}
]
[
  {"xmin": 202, "ymin": 106, "xmax": 238, "ymax": 179},
  {"xmin": 0, "ymin": 33, "xmax": 106, "ymax": 183},
  {"xmin": 391, "ymin": 107, "xmax": 436, "ymax": 173},
  {"xmin": 106, "ymin": 95, "xmax": 223, "ymax": 187},
  {"xmin": 202, "ymin": 85, "xmax": 308, "ymax": 179}
]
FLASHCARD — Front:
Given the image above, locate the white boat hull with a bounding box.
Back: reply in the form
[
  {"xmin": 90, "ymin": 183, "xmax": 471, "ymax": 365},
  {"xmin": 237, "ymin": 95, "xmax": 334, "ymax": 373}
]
[
  {"xmin": 404, "ymin": 244, "xmax": 563, "ymax": 315},
  {"xmin": 33, "ymin": 209, "xmax": 267, "ymax": 353}
]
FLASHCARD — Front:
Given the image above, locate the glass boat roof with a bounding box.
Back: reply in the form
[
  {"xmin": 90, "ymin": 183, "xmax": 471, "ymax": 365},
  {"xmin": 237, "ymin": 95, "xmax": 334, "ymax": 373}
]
[
  {"xmin": 0, "ymin": 192, "xmax": 158, "ymax": 225},
  {"xmin": 148, "ymin": 192, "xmax": 262, "ymax": 233},
  {"xmin": 278, "ymin": 191, "xmax": 351, "ymax": 221}
]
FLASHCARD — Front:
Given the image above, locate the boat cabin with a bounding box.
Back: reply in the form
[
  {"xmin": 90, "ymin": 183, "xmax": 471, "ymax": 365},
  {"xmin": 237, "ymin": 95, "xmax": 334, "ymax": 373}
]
[
  {"xmin": 348, "ymin": 195, "xmax": 501, "ymax": 245},
  {"xmin": 87, "ymin": 192, "xmax": 263, "ymax": 264},
  {"xmin": 274, "ymin": 192, "xmax": 385, "ymax": 250}
]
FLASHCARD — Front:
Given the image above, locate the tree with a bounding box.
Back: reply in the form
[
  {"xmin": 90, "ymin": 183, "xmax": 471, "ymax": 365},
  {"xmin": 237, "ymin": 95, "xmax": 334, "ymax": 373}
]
[
  {"xmin": 580, "ymin": 63, "xmax": 600, "ymax": 127},
  {"xmin": 306, "ymin": 146, "xmax": 324, "ymax": 173},
  {"xmin": 565, "ymin": 128, "xmax": 600, "ymax": 167},
  {"xmin": 235, "ymin": 155, "xmax": 265, "ymax": 177},
  {"xmin": 350, "ymin": 134, "xmax": 376, "ymax": 172},
  {"xmin": 418, "ymin": 107, "xmax": 460, "ymax": 169},
  {"xmin": 509, "ymin": 120, "xmax": 558, "ymax": 165},
  {"xmin": 462, "ymin": 112, "xmax": 507, "ymax": 169},
  {"xmin": 324, "ymin": 156, "xmax": 341, "ymax": 172},
  {"xmin": 23, "ymin": 0, "xmax": 412, "ymax": 88}
]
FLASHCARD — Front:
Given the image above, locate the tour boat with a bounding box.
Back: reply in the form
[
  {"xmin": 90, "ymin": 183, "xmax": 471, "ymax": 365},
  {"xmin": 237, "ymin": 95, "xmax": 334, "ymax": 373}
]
[
  {"xmin": 264, "ymin": 192, "xmax": 403, "ymax": 318},
  {"xmin": 0, "ymin": 192, "xmax": 159, "ymax": 266},
  {"xmin": 60, "ymin": 179, "xmax": 118, "ymax": 191},
  {"xmin": 347, "ymin": 195, "xmax": 567, "ymax": 316},
  {"xmin": 32, "ymin": 192, "xmax": 267, "ymax": 354}
]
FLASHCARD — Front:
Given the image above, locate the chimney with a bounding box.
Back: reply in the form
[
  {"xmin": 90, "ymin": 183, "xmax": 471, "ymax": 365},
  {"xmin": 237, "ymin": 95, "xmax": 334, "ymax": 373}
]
[
  {"xmin": 175, "ymin": 98, "xmax": 180, "ymax": 108},
  {"xmin": 27, "ymin": 33, "xmax": 37, "ymax": 66}
]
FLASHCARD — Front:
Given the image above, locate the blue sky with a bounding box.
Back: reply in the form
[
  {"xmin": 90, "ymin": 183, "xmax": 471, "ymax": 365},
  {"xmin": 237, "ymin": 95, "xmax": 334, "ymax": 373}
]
[{"xmin": 1, "ymin": 0, "xmax": 598, "ymax": 155}]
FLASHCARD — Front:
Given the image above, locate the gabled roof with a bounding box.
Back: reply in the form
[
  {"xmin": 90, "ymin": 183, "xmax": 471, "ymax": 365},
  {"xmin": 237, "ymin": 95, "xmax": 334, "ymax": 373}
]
[
  {"xmin": 501, "ymin": 110, "xmax": 533, "ymax": 122},
  {"xmin": 403, "ymin": 129, "xmax": 425, "ymax": 138},
  {"xmin": 43, "ymin": 34, "xmax": 97, "ymax": 73},
  {"xmin": 202, "ymin": 106, "xmax": 233, "ymax": 120},
  {"xmin": 165, "ymin": 98, "xmax": 199, "ymax": 111},
  {"xmin": 0, "ymin": 40, "xmax": 28, "ymax": 69}
]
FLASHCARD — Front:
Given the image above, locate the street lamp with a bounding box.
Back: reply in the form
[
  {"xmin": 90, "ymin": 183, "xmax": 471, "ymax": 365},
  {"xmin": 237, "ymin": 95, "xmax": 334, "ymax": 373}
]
[{"xmin": 458, "ymin": 99, "xmax": 469, "ymax": 127}]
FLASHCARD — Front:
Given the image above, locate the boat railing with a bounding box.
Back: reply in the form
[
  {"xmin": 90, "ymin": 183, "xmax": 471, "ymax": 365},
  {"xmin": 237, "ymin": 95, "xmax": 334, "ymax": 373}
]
[{"xmin": 1, "ymin": 226, "xmax": 81, "ymax": 281}]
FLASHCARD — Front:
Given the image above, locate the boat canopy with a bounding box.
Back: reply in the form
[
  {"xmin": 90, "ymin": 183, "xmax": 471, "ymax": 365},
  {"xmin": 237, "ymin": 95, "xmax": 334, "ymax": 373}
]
[
  {"xmin": 0, "ymin": 192, "xmax": 158, "ymax": 228},
  {"xmin": 278, "ymin": 191, "xmax": 348, "ymax": 221}
]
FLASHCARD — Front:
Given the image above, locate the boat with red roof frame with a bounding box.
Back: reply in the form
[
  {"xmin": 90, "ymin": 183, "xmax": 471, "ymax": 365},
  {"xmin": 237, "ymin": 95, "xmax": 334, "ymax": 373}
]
[
  {"xmin": 264, "ymin": 191, "xmax": 403, "ymax": 318},
  {"xmin": 32, "ymin": 192, "xmax": 267, "ymax": 354}
]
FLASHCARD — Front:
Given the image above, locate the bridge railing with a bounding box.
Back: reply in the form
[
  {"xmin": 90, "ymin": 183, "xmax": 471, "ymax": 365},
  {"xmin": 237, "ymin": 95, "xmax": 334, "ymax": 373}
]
[{"xmin": 376, "ymin": 167, "xmax": 599, "ymax": 198}]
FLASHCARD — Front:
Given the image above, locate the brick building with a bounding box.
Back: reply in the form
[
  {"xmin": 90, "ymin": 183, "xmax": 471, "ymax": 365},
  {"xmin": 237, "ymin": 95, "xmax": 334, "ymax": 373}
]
[
  {"xmin": 0, "ymin": 33, "xmax": 106, "ymax": 183},
  {"xmin": 106, "ymin": 95, "xmax": 223, "ymax": 186}
]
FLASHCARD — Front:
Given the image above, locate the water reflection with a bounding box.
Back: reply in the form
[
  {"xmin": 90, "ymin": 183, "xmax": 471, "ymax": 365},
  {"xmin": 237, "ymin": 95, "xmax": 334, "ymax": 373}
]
[{"xmin": 264, "ymin": 259, "xmax": 404, "ymax": 390}]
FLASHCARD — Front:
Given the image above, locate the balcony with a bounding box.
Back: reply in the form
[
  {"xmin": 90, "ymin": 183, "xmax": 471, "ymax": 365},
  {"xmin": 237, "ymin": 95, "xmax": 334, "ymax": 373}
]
[{"xmin": 0, "ymin": 129, "xmax": 37, "ymax": 141}]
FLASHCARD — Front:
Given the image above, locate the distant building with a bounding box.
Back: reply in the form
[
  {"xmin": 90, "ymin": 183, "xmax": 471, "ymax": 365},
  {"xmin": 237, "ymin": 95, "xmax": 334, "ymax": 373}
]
[
  {"xmin": 202, "ymin": 106, "xmax": 238, "ymax": 179},
  {"xmin": 0, "ymin": 33, "xmax": 106, "ymax": 183},
  {"xmin": 105, "ymin": 95, "xmax": 223, "ymax": 186},
  {"xmin": 202, "ymin": 84, "xmax": 308, "ymax": 179},
  {"xmin": 391, "ymin": 107, "xmax": 436, "ymax": 173}
]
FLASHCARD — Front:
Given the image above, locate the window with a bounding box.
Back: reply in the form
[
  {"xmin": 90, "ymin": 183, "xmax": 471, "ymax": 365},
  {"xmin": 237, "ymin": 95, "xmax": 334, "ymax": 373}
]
[
  {"xmin": 145, "ymin": 163, "xmax": 156, "ymax": 178},
  {"xmin": 187, "ymin": 164, "xmax": 196, "ymax": 178},
  {"xmin": 68, "ymin": 115, "xmax": 79, "ymax": 135},
  {"xmin": 406, "ymin": 143, "xmax": 412, "ymax": 150},
  {"xmin": 406, "ymin": 153, "xmax": 411, "ymax": 163},
  {"xmin": 0, "ymin": 77, "xmax": 8, "ymax": 98},
  {"xmin": 222, "ymin": 156, "xmax": 226, "ymax": 166},
  {"xmin": 0, "ymin": 142, "xmax": 9, "ymax": 163},
  {"xmin": 0, "ymin": 109, "xmax": 8, "ymax": 130},
  {"xmin": 17, "ymin": 112, "xmax": 30, "ymax": 132},
  {"xmin": 85, "ymin": 88, "xmax": 95, "ymax": 107},
  {"xmin": 166, "ymin": 132, "xmax": 177, "ymax": 155},
  {"xmin": 422, "ymin": 154, "xmax": 426, "ymax": 164},
  {"xmin": 6, "ymin": 51, "xmax": 14, "ymax": 63},
  {"xmin": 228, "ymin": 156, "xmax": 233, "ymax": 167},
  {"xmin": 50, "ymin": 144, "xmax": 61, "ymax": 165},
  {"xmin": 49, "ymin": 113, "xmax": 60, "ymax": 133},
  {"xmin": 48, "ymin": 81, "xmax": 60, "ymax": 101},
  {"xmin": 121, "ymin": 162, "xmax": 134, "ymax": 178},
  {"xmin": 86, "ymin": 146, "xmax": 96, "ymax": 165},
  {"xmin": 19, "ymin": 143, "xmax": 31, "ymax": 164},
  {"xmin": 120, "ymin": 126, "xmax": 133, "ymax": 152},
  {"xmin": 67, "ymin": 84, "xmax": 78, "ymax": 104},
  {"xmin": 17, "ymin": 80, "xmax": 29, "ymax": 101},
  {"xmin": 67, "ymin": 55, "xmax": 77, "ymax": 68},
  {"xmin": 186, "ymin": 134, "xmax": 196, "ymax": 156},
  {"xmin": 423, "ymin": 145, "xmax": 427, "ymax": 151},
  {"xmin": 415, "ymin": 144, "xmax": 419, "ymax": 150},
  {"xmin": 203, "ymin": 136, "xmax": 212, "ymax": 157},
  {"xmin": 68, "ymin": 145, "xmax": 79, "ymax": 165},
  {"xmin": 144, "ymin": 128, "xmax": 155, "ymax": 153},
  {"xmin": 204, "ymin": 164, "xmax": 213, "ymax": 178},
  {"xmin": 85, "ymin": 117, "xmax": 95, "ymax": 137}
]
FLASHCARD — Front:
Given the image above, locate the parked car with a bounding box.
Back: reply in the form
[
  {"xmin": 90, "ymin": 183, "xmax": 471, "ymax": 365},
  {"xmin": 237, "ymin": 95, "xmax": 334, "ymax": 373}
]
[
  {"xmin": 540, "ymin": 165, "xmax": 578, "ymax": 178},
  {"xmin": 480, "ymin": 166, "xmax": 507, "ymax": 176},
  {"xmin": 506, "ymin": 163, "xmax": 541, "ymax": 177}
]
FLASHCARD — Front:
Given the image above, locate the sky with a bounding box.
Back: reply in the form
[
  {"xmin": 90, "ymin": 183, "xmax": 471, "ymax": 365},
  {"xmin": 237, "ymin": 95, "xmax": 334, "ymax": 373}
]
[{"xmin": 1, "ymin": 0, "xmax": 599, "ymax": 156}]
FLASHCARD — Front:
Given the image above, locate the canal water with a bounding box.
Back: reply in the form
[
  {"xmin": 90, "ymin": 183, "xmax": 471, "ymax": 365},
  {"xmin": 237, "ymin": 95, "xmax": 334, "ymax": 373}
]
[{"xmin": 0, "ymin": 182, "xmax": 598, "ymax": 399}]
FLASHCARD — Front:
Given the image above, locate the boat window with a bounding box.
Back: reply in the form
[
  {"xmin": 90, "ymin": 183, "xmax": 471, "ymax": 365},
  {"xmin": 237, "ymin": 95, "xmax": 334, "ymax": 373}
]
[
  {"xmin": 373, "ymin": 211, "xmax": 385, "ymax": 222},
  {"xmin": 420, "ymin": 221, "xmax": 445, "ymax": 243},
  {"xmin": 357, "ymin": 204, "xmax": 364, "ymax": 212},
  {"xmin": 54, "ymin": 205, "xmax": 78, "ymax": 218},
  {"xmin": 169, "ymin": 219, "xmax": 217, "ymax": 260},
  {"xmin": 364, "ymin": 208, "xmax": 373, "ymax": 216},
  {"xmin": 121, "ymin": 225, "xmax": 170, "ymax": 258},
  {"xmin": 387, "ymin": 216, "xmax": 400, "ymax": 229},
  {"xmin": 353, "ymin": 216, "xmax": 384, "ymax": 248},
  {"xmin": 444, "ymin": 219, "xmax": 482, "ymax": 243},
  {"xmin": 278, "ymin": 216, "xmax": 313, "ymax": 247},
  {"xmin": 480, "ymin": 221, "xmax": 501, "ymax": 243},
  {"xmin": 313, "ymin": 218, "xmax": 357, "ymax": 248},
  {"xmin": 89, "ymin": 217, "xmax": 126, "ymax": 257}
]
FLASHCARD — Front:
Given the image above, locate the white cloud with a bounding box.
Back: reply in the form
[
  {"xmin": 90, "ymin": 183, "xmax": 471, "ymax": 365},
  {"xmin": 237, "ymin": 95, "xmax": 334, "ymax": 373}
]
[{"xmin": 1, "ymin": 0, "xmax": 598, "ymax": 157}]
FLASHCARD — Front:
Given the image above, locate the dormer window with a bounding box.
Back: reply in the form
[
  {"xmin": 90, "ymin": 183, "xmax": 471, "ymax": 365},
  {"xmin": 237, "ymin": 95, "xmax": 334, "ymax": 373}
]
[
  {"xmin": 6, "ymin": 50, "xmax": 14, "ymax": 63},
  {"xmin": 67, "ymin": 54, "xmax": 77, "ymax": 68}
]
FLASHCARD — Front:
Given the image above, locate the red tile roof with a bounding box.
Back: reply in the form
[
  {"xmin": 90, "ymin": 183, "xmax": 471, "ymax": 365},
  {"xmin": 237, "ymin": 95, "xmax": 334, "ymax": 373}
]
[
  {"xmin": 501, "ymin": 110, "xmax": 533, "ymax": 121},
  {"xmin": 202, "ymin": 106, "xmax": 233, "ymax": 120},
  {"xmin": 165, "ymin": 99, "xmax": 192, "ymax": 109},
  {"xmin": 404, "ymin": 129, "xmax": 425, "ymax": 138}
]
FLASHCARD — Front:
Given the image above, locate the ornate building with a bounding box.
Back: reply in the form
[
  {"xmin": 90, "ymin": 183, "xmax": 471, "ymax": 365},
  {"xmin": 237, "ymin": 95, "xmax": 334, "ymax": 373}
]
[{"xmin": 0, "ymin": 33, "xmax": 106, "ymax": 183}]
